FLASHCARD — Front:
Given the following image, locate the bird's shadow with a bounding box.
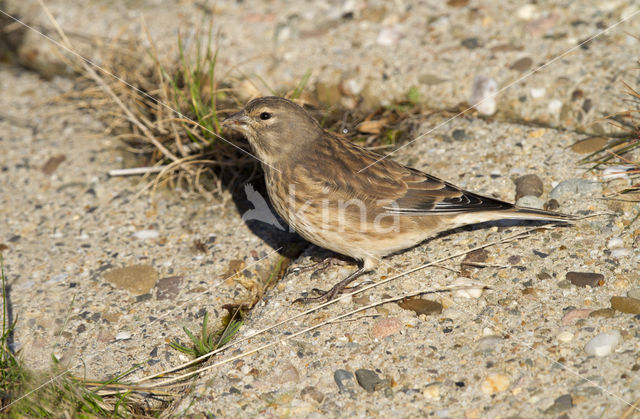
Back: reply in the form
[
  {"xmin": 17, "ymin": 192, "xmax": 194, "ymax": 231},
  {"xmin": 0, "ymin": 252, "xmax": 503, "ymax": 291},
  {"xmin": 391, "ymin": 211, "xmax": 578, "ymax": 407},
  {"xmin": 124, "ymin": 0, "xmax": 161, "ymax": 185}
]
[{"xmin": 228, "ymin": 175, "xmax": 304, "ymax": 256}]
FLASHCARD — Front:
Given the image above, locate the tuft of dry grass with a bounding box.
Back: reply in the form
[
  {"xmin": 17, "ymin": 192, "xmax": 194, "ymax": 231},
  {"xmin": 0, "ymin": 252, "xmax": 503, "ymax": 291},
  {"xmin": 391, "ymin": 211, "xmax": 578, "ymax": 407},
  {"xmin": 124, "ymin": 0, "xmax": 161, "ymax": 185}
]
[{"xmin": 577, "ymin": 81, "xmax": 640, "ymax": 202}]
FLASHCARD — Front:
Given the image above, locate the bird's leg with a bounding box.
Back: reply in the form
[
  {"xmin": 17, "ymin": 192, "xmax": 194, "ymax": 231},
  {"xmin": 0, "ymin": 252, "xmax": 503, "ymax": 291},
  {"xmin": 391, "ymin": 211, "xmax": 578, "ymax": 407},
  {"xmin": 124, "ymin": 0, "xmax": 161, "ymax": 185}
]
[
  {"xmin": 288, "ymin": 257, "xmax": 349, "ymax": 276},
  {"xmin": 293, "ymin": 266, "xmax": 369, "ymax": 304}
]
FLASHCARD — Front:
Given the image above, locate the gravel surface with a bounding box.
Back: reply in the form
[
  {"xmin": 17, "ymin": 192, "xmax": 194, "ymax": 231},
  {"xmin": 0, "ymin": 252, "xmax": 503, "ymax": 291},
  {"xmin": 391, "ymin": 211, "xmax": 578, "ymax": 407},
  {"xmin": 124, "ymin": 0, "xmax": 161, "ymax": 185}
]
[{"xmin": 2, "ymin": 0, "xmax": 640, "ymax": 416}]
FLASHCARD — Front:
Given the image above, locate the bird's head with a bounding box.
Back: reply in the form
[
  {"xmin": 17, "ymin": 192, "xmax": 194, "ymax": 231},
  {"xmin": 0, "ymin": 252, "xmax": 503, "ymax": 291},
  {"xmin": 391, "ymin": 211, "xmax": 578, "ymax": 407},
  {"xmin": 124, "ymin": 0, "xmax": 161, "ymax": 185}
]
[{"xmin": 222, "ymin": 96, "xmax": 323, "ymax": 166}]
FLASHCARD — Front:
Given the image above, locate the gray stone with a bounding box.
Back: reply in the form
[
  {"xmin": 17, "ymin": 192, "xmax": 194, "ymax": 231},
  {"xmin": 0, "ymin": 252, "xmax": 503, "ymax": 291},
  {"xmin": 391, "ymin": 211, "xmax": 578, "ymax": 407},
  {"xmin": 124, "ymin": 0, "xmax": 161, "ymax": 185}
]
[
  {"xmin": 334, "ymin": 369, "xmax": 356, "ymax": 394},
  {"xmin": 516, "ymin": 195, "xmax": 545, "ymax": 210},
  {"xmin": 355, "ymin": 369, "xmax": 385, "ymax": 393},
  {"xmin": 549, "ymin": 179, "xmax": 602, "ymax": 201},
  {"xmin": 545, "ymin": 394, "xmax": 573, "ymax": 414}
]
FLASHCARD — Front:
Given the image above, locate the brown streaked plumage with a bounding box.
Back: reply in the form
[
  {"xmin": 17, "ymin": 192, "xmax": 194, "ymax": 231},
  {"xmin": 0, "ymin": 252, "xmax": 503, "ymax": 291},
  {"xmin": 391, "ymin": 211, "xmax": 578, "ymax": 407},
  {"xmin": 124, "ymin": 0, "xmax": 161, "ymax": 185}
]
[{"xmin": 223, "ymin": 96, "xmax": 573, "ymax": 302}]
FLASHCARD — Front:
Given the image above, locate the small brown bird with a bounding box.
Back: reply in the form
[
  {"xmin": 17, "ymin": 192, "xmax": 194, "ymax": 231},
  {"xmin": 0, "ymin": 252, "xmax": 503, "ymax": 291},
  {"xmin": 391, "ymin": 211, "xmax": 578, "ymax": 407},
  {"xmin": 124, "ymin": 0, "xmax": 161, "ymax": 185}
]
[{"xmin": 223, "ymin": 96, "xmax": 572, "ymax": 302}]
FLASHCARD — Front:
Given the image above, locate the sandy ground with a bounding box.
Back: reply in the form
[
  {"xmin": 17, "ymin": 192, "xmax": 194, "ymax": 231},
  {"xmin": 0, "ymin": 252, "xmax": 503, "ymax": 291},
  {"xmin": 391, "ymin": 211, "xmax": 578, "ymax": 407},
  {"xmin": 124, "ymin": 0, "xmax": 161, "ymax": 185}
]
[{"xmin": 2, "ymin": 0, "xmax": 640, "ymax": 416}]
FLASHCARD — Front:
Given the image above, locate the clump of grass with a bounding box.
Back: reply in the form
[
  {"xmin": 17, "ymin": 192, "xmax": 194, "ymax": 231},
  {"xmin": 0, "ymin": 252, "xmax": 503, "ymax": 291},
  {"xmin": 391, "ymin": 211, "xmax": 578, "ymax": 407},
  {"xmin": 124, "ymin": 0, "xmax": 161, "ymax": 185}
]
[
  {"xmin": 170, "ymin": 311, "xmax": 243, "ymax": 359},
  {"xmin": 0, "ymin": 255, "xmax": 168, "ymax": 416},
  {"xmin": 575, "ymin": 79, "xmax": 640, "ymax": 227},
  {"xmin": 97, "ymin": 22, "xmax": 260, "ymax": 199},
  {"xmin": 579, "ymin": 82, "xmax": 640, "ymax": 193}
]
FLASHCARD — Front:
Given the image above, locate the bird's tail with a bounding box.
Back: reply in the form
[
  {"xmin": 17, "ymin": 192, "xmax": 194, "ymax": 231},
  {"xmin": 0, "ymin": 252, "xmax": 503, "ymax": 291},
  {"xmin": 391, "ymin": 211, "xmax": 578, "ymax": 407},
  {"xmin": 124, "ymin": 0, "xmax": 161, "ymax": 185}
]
[
  {"xmin": 496, "ymin": 206, "xmax": 575, "ymax": 222},
  {"xmin": 449, "ymin": 205, "xmax": 575, "ymax": 227}
]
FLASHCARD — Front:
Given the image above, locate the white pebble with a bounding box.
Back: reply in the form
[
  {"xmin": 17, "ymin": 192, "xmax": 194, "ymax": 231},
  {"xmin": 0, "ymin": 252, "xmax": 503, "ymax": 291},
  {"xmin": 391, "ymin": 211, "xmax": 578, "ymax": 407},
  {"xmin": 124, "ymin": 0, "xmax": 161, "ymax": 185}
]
[
  {"xmin": 607, "ymin": 236, "xmax": 624, "ymax": 249},
  {"xmin": 48, "ymin": 273, "xmax": 68, "ymax": 284},
  {"xmin": 557, "ymin": 331, "xmax": 574, "ymax": 343},
  {"xmin": 470, "ymin": 75, "xmax": 498, "ymax": 115},
  {"xmin": 548, "ymin": 99, "xmax": 562, "ymax": 115},
  {"xmin": 584, "ymin": 331, "xmax": 620, "ymax": 357},
  {"xmin": 517, "ymin": 4, "xmax": 538, "ymax": 20},
  {"xmin": 611, "ymin": 248, "xmax": 632, "ymax": 258},
  {"xmin": 376, "ymin": 26, "xmax": 402, "ymax": 46},
  {"xmin": 133, "ymin": 230, "xmax": 159, "ymax": 240},
  {"xmin": 451, "ymin": 278, "xmax": 484, "ymax": 299},
  {"xmin": 344, "ymin": 79, "xmax": 362, "ymax": 95},
  {"xmin": 530, "ymin": 88, "xmax": 546, "ymax": 98},
  {"xmin": 115, "ymin": 331, "xmax": 132, "ymax": 341}
]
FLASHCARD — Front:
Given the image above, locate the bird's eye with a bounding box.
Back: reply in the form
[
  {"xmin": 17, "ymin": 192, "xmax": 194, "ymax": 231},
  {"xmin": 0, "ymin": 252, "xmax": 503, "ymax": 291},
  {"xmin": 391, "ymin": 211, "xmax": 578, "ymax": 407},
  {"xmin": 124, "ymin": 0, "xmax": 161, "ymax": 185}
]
[{"xmin": 259, "ymin": 112, "xmax": 272, "ymax": 120}]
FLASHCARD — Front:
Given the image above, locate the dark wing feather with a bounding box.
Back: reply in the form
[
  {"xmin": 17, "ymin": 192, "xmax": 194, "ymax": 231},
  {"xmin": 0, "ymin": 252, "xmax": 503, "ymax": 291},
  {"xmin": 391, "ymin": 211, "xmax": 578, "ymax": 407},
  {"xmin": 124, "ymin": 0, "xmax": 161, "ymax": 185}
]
[
  {"xmin": 314, "ymin": 133, "xmax": 514, "ymax": 215},
  {"xmin": 386, "ymin": 169, "xmax": 514, "ymax": 214}
]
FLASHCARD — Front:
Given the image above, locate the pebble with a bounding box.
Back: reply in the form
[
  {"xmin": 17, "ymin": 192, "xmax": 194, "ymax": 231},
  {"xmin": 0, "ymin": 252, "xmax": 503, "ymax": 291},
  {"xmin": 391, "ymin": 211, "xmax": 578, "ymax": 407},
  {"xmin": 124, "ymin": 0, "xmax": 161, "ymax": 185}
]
[
  {"xmin": 481, "ymin": 373, "xmax": 510, "ymax": 394},
  {"xmin": 611, "ymin": 296, "xmax": 640, "ymax": 314},
  {"xmin": 470, "ymin": 75, "xmax": 497, "ymax": 115},
  {"xmin": 48, "ymin": 273, "xmax": 68, "ymax": 284},
  {"xmin": 557, "ymin": 331, "xmax": 574, "ymax": 343},
  {"xmin": 611, "ymin": 248, "xmax": 632, "ymax": 258},
  {"xmin": 589, "ymin": 308, "xmax": 615, "ymax": 318},
  {"xmin": 477, "ymin": 335, "xmax": 503, "ymax": 353},
  {"xmin": 607, "ymin": 237, "xmax": 624, "ymax": 249},
  {"xmin": 41, "ymin": 155, "xmax": 66, "ymax": 174},
  {"xmin": 584, "ymin": 331, "xmax": 620, "ymax": 357},
  {"xmin": 451, "ymin": 278, "xmax": 484, "ymax": 299},
  {"xmin": 155, "ymin": 276, "xmax": 183, "ymax": 300},
  {"xmin": 372, "ymin": 317, "xmax": 402, "ymax": 339},
  {"xmin": 334, "ymin": 369, "xmax": 356, "ymax": 394},
  {"xmin": 115, "ymin": 331, "xmax": 131, "ymax": 341},
  {"xmin": 627, "ymin": 288, "xmax": 640, "ymax": 300},
  {"xmin": 549, "ymin": 179, "xmax": 602, "ymax": 201},
  {"xmin": 273, "ymin": 361, "xmax": 300, "ymax": 384},
  {"xmin": 544, "ymin": 198, "xmax": 560, "ymax": 211},
  {"xmin": 300, "ymin": 386, "xmax": 324, "ymax": 404},
  {"xmin": 561, "ymin": 309, "xmax": 592, "ymax": 325},
  {"xmin": 461, "ymin": 248, "xmax": 488, "ymax": 266},
  {"xmin": 530, "ymin": 88, "xmax": 546, "ymax": 98},
  {"xmin": 419, "ymin": 73, "xmax": 448, "ymax": 86},
  {"xmin": 514, "ymin": 174, "xmax": 544, "ymax": 200},
  {"xmin": 461, "ymin": 37, "xmax": 480, "ymax": 49},
  {"xmin": 548, "ymin": 99, "xmax": 562, "ymax": 115},
  {"xmin": 104, "ymin": 264, "xmax": 159, "ymax": 296},
  {"xmin": 355, "ymin": 369, "xmax": 386, "ymax": 393},
  {"xmin": 566, "ymin": 271, "xmax": 604, "ymax": 288},
  {"xmin": 545, "ymin": 394, "xmax": 573, "ymax": 414},
  {"xmin": 397, "ymin": 298, "xmax": 442, "ymax": 316},
  {"xmin": 570, "ymin": 136, "xmax": 607, "ymax": 154},
  {"xmin": 376, "ymin": 26, "xmax": 403, "ymax": 46},
  {"xmin": 510, "ymin": 57, "xmax": 533, "ymax": 72},
  {"xmin": 423, "ymin": 382, "xmax": 442, "ymax": 400},
  {"xmin": 517, "ymin": 4, "xmax": 538, "ymax": 20},
  {"xmin": 132, "ymin": 229, "xmax": 160, "ymax": 240},
  {"xmin": 451, "ymin": 129, "xmax": 467, "ymax": 141},
  {"xmin": 515, "ymin": 196, "xmax": 545, "ymax": 210}
]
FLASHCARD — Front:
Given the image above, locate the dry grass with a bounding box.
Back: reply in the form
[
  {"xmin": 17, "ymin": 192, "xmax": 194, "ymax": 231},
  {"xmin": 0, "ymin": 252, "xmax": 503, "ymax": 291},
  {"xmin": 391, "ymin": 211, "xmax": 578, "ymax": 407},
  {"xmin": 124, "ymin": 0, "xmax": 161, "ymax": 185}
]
[{"xmin": 576, "ymin": 80, "xmax": 640, "ymax": 227}]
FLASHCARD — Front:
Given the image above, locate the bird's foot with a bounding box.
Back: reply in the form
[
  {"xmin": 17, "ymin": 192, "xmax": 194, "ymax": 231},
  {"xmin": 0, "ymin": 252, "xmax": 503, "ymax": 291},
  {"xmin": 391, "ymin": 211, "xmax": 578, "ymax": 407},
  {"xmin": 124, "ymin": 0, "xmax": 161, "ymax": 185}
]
[
  {"xmin": 288, "ymin": 257, "xmax": 348, "ymax": 277},
  {"xmin": 293, "ymin": 266, "xmax": 368, "ymax": 304}
]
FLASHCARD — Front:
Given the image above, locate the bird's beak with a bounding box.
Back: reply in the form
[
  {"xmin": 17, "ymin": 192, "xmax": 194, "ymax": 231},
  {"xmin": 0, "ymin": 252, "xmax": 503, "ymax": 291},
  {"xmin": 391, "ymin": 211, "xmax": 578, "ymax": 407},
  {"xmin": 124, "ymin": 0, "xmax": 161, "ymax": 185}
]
[{"xmin": 222, "ymin": 111, "xmax": 249, "ymax": 129}]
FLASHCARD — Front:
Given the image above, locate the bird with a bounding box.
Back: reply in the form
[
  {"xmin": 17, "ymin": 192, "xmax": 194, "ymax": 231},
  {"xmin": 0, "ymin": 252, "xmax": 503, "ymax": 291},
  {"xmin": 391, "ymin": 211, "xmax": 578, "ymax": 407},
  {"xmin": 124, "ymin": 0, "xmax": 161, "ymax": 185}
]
[{"xmin": 222, "ymin": 96, "xmax": 573, "ymax": 302}]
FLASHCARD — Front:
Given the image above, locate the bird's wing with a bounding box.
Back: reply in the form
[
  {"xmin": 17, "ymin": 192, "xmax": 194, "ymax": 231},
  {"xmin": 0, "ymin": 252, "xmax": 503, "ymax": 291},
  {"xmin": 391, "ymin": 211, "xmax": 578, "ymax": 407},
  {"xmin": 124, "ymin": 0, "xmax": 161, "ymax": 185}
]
[
  {"xmin": 337, "ymin": 139, "xmax": 514, "ymax": 215},
  {"xmin": 307, "ymin": 133, "xmax": 514, "ymax": 215},
  {"xmin": 383, "ymin": 168, "xmax": 514, "ymax": 214}
]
